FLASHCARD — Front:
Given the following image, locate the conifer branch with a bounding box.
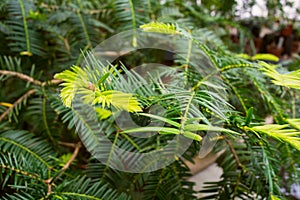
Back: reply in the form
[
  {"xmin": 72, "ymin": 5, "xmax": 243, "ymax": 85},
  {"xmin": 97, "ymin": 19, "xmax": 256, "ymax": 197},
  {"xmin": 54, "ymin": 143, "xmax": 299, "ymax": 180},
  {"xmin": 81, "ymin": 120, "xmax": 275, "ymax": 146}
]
[
  {"xmin": 0, "ymin": 89, "xmax": 36, "ymax": 122},
  {"xmin": 45, "ymin": 142, "xmax": 82, "ymax": 195}
]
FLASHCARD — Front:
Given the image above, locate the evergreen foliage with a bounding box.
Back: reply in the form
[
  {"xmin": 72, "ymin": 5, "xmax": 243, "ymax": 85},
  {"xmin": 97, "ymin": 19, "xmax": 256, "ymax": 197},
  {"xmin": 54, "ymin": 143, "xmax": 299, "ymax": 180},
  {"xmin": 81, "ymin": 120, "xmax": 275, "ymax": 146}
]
[{"xmin": 0, "ymin": 0, "xmax": 300, "ymax": 199}]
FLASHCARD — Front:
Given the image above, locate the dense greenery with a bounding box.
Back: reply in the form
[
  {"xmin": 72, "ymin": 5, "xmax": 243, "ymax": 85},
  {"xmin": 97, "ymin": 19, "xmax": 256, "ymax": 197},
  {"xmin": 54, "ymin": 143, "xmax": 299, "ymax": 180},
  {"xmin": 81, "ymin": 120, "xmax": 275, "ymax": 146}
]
[{"xmin": 0, "ymin": 0, "xmax": 300, "ymax": 199}]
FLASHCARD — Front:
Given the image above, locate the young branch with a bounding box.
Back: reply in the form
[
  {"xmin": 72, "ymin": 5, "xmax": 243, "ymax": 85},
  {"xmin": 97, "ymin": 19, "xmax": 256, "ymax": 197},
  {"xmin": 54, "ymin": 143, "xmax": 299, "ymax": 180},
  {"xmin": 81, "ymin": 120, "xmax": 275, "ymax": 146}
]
[
  {"xmin": 0, "ymin": 164, "xmax": 42, "ymax": 181},
  {"xmin": 58, "ymin": 141, "xmax": 79, "ymax": 148},
  {"xmin": 0, "ymin": 70, "xmax": 62, "ymax": 86},
  {"xmin": 0, "ymin": 70, "xmax": 42, "ymax": 85},
  {"xmin": 45, "ymin": 142, "xmax": 82, "ymax": 195},
  {"xmin": 225, "ymin": 137, "xmax": 243, "ymax": 168},
  {"xmin": 60, "ymin": 142, "xmax": 82, "ymax": 172},
  {"xmin": 41, "ymin": 79, "xmax": 62, "ymax": 86},
  {"xmin": 0, "ymin": 89, "xmax": 36, "ymax": 122}
]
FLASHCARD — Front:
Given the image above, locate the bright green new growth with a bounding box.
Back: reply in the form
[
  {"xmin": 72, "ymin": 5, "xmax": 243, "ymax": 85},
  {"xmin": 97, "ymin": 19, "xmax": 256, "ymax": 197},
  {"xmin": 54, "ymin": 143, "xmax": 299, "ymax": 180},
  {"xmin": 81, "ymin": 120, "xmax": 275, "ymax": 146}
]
[
  {"xmin": 286, "ymin": 118, "xmax": 300, "ymax": 130},
  {"xmin": 249, "ymin": 124, "xmax": 300, "ymax": 151},
  {"xmin": 252, "ymin": 54, "xmax": 279, "ymax": 62},
  {"xmin": 54, "ymin": 66, "xmax": 89, "ymax": 108},
  {"xmin": 54, "ymin": 66, "xmax": 142, "ymax": 114},
  {"xmin": 1, "ymin": 1, "xmax": 300, "ymax": 198},
  {"xmin": 93, "ymin": 90, "xmax": 142, "ymax": 112},
  {"xmin": 140, "ymin": 22, "xmax": 178, "ymax": 34},
  {"xmin": 260, "ymin": 61, "xmax": 300, "ymax": 89},
  {"xmin": 237, "ymin": 53, "xmax": 279, "ymax": 62}
]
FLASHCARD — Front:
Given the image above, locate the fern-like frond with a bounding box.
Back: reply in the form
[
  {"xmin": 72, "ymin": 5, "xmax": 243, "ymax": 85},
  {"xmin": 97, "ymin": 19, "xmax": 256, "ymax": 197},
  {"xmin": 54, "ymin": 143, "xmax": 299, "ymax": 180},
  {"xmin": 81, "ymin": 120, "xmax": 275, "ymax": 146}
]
[
  {"xmin": 0, "ymin": 56, "xmax": 22, "ymax": 73},
  {"xmin": 286, "ymin": 118, "xmax": 300, "ymax": 130},
  {"xmin": 54, "ymin": 65, "xmax": 142, "ymax": 112},
  {"xmin": 54, "ymin": 65, "xmax": 94, "ymax": 107},
  {"xmin": 86, "ymin": 160, "xmax": 196, "ymax": 200},
  {"xmin": 25, "ymin": 94, "xmax": 59, "ymax": 142},
  {"xmin": 192, "ymin": 28, "xmax": 229, "ymax": 52},
  {"xmin": 3, "ymin": 192, "xmax": 36, "ymax": 200},
  {"xmin": 93, "ymin": 90, "xmax": 142, "ymax": 112},
  {"xmin": 0, "ymin": 152, "xmax": 46, "ymax": 190},
  {"xmin": 140, "ymin": 22, "xmax": 178, "ymax": 34},
  {"xmin": 115, "ymin": 0, "xmax": 150, "ymax": 46},
  {"xmin": 0, "ymin": 89, "xmax": 36, "ymax": 123},
  {"xmin": 144, "ymin": 161, "xmax": 197, "ymax": 199},
  {"xmin": 260, "ymin": 62, "xmax": 300, "ymax": 90},
  {"xmin": 249, "ymin": 124, "xmax": 300, "ymax": 151},
  {"xmin": 242, "ymin": 67, "xmax": 285, "ymax": 119},
  {"xmin": 201, "ymin": 138, "xmax": 281, "ymax": 199},
  {"xmin": 236, "ymin": 53, "xmax": 279, "ymax": 62},
  {"xmin": 0, "ymin": 130, "xmax": 56, "ymax": 168},
  {"xmin": 52, "ymin": 176, "xmax": 130, "ymax": 200},
  {"xmin": 6, "ymin": 0, "xmax": 45, "ymax": 56},
  {"xmin": 51, "ymin": 96, "xmax": 76, "ymax": 130}
]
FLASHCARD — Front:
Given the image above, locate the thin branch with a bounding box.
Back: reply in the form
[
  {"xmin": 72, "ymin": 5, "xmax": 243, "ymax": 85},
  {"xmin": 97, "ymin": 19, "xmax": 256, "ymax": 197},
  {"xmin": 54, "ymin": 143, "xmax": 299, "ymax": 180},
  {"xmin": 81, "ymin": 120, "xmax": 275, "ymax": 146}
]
[
  {"xmin": 41, "ymin": 79, "xmax": 63, "ymax": 86},
  {"xmin": 94, "ymin": 50, "xmax": 131, "ymax": 57},
  {"xmin": 0, "ymin": 70, "xmax": 62, "ymax": 122},
  {"xmin": 58, "ymin": 141, "xmax": 79, "ymax": 148},
  {"xmin": 0, "ymin": 70, "xmax": 62, "ymax": 86},
  {"xmin": 0, "ymin": 164, "xmax": 42, "ymax": 181},
  {"xmin": 60, "ymin": 142, "xmax": 82, "ymax": 172},
  {"xmin": 0, "ymin": 70, "xmax": 42, "ymax": 85},
  {"xmin": 225, "ymin": 137, "xmax": 243, "ymax": 168},
  {"xmin": 222, "ymin": 75, "xmax": 247, "ymax": 113},
  {"xmin": 219, "ymin": 63, "xmax": 255, "ymax": 72},
  {"xmin": 0, "ymin": 89, "xmax": 36, "ymax": 122},
  {"xmin": 45, "ymin": 142, "xmax": 82, "ymax": 195},
  {"xmin": 41, "ymin": 87, "xmax": 55, "ymax": 144}
]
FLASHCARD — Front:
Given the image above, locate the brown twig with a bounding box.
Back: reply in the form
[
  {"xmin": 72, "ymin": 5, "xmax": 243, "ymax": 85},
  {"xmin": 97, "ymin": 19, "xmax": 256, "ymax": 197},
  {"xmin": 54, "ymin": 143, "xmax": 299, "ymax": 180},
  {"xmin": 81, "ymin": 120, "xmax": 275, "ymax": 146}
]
[
  {"xmin": 60, "ymin": 142, "xmax": 81, "ymax": 171},
  {"xmin": 58, "ymin": 141, "xmax": 79, "ymax": 148},
  {"xmin": 0, "ymin": 70, "xmax": 63, "ymax": 122},
  {"xmin": 94, "ymin": 50, "xmax": 131, "ymax": 57},
  {"xmin": 0, "ymin": 89, "xmax": 37, "ymax": 122},
  {"xmin": 45, "ymin": 142, "xmax": 82, "ymax": 195},
  {"xmin": 225, "ymin": 137, "xmax": 243, "ymax": 168},
  {"xmin": 0, "ymin": 70, "xmax": 62, "ymax": 87},
  {"xmin": 0, "ymin": 70, "xmax": 42, "ymax": 85},
  {"xmin": 41, "ymin": 79, "xmax": 63, "ymax": 86},
  {"xmin": 0, "ymin": 164, "xmax": 41, "ymax": 181}
]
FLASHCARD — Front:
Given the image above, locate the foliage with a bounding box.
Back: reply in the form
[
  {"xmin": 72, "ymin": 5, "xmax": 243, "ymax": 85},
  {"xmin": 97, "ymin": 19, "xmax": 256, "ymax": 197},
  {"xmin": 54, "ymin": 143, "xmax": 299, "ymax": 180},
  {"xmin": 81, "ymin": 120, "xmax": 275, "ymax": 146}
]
[{"xmin": 0, "ymin": 0, "xmax": 300, "ymax": 200}]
